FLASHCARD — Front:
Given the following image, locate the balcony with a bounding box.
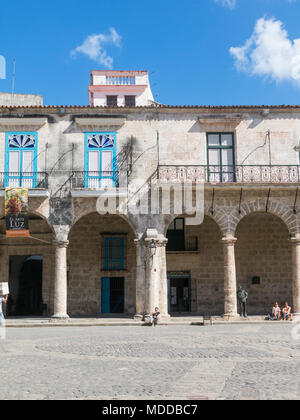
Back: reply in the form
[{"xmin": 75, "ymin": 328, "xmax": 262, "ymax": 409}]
[
  {"xmin": 157, "ymin": 165, "xmax": 300, "ymax": 184},
  {"xmin": 71, "ymin": 171, "xmax": 119, "ymax": 189},
  {"xmin": 0, "ymin": 172, "xmax": 48, "ymax": 189},
  {"xmin": 167, "ymin": 236, "xmax": 198, "ymax": 253},
  {"xmin": 106, "ymin": 75, "xmax": 136, "ymax": 86}
]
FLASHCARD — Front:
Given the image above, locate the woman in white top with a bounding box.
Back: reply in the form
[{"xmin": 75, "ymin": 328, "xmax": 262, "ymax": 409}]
[{"xmin": 272, "ymin": 302, "xmax": 281, "ymax": 320}]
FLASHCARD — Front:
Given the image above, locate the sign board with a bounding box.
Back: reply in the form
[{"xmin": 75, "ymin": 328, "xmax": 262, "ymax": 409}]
[{"xmin": 5, "ymin": 187, "xmax": 29, "ymax": 238}]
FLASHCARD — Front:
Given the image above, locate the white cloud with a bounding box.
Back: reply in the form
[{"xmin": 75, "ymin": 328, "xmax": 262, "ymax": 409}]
[
  {"xmin": 215, "ymin": 0, "xmax": 297, "ymax": 9},
  {"xmin": 230, "ymin": 17, "xmax": 300, "ymax": 85},
  {"xmin": 215, "ymin": 0, "xmax": 236, "ymax": 9},
  {"xmin": 71, "ymin": 28, "xmax": 121, "ymax": 69}
]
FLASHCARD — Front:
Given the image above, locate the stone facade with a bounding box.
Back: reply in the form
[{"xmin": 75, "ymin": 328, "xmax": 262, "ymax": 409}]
[
  {"xmin": 0, "ymin": 104, "xmax": 299, "ymax": 319},
  {"xmin": 68, "ymin": 213, "xmax": 136, "ymax": 316}
]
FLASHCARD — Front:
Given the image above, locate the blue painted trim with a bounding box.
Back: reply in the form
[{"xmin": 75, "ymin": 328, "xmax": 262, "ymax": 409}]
[
  {"xmin": 101, "ymin": 277, "xmax": 110, "ymax": 313},
  {"xmin": 104, "ymin": 237, "xmax": 125, "ymax": 270},
  {"xmin": 84, "ymin": 132, "xmax": 117, "ymax": 188},
  {"xmin": 5, "ymin": 131, "xmax": 38, "ymax": 188}
]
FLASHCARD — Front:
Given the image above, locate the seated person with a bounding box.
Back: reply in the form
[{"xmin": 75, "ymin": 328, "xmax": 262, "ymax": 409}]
[
  {"xmin": 272, "ymin": 302, "xmax": 281, "ymax": 320},
  {"xmin": 152, "ymin": 307, "xmax": 160, "ymax": 326},
  {"xmin": 282, "ymin": 302, "xmax": 293, "ymax": 321}
]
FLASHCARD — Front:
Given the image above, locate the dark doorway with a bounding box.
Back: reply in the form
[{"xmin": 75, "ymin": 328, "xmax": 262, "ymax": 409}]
[
  {"xmin": 101, "ymin": 277, "xmax": 124, "ymax": 314},
  {"xmin": 8, "ymin": 256, "xmax": 43, "ymax": 316},
  {"xmin": 168, "ymin": 273, "xmax": 190, "ymax": 313},
  {"xmin": 166, "ymin": 218, "xmax": 185, "ymax": 251}
]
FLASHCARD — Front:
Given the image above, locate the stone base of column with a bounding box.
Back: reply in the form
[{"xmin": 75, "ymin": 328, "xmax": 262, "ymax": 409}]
[
  {"xmin": 292, "ymin": 313, "xmax": 300, "ymax": 323},
  {"xmin": 223, "ymin": 313, "xmax": 239, "ymax": 321},
  {"xmin": 51, "ymin": 314, "xmax": 69, "ymax": 320},
  {"xmin": 142, "ymin": 313, "xmax": 171, "ymax": 323},
  {"xmin": 160, "ymin": 314, "xmax": 171, "ymax": 322},
  {"xmin": 143, "ymin": 313, "xmax": 152, "ymax": 323},
  {"xmin": 133, "ymin": 314, "xmax": 143, "ymax": 321}
]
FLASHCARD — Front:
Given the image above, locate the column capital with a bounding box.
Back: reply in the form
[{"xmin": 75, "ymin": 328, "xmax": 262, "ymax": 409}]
[
  {"xmin": 53, "ymin": 240, "xmax": 69, "ymax": 248},
  {"xmin": 221, "ymin": 236, "xmax": 237, "ymax": 245},
  {"xmin": 134, "ymin": 238, "xmax": 143, "ymax": 248},
  {"xmin": 290, "ymin": 235, "xmax": 300, "ymax": 245},
  {"xmin": 144, "ymin": 237, "xmax": 168, "ymax": 248}
]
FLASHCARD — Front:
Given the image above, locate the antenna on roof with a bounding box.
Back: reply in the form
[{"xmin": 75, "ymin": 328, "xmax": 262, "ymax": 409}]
[{"xmin": 11, "ymin": 59, "xmax": 16, "ymax": 102}]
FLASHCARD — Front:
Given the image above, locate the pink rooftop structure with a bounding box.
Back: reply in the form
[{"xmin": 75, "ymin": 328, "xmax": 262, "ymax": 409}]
[{"xmin": 88, "ymin": 70, "xmax": 155, "ymax": 107}]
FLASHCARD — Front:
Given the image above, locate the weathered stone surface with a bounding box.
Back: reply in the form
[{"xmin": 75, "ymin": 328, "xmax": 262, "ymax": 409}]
[{"xmin": 0, "ymin": 324, "xmax": 298, "ymax": 400}]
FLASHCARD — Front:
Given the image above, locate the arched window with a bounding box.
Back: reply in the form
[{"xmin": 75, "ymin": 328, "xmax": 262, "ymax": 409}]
[
  {"xmin": 5, "ymin": 132, "xmax": 38, "ymax": 188},
  {"xmin": 85, "ymin": 132, "xmax": 117, "ymax": 188}
]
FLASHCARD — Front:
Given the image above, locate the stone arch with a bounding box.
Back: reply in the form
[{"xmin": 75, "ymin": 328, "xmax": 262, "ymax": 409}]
[
  {"xmin": 235, "ymin": 211, "xmax": 292, "ymax": 315},
  {"xmin": 67, "ymin": 212, "xmax": 137, "ymax": 316},
  {"xmin": 30, "ymin": 211, "xmax": 55, "ymax": 235},
  {"xmin": 204, "ymin": 202, "xmax": 234, "ymax": 237},
  {"xmin": 234, "ymin": 199, "xmax": 298, "ymax": 236},
  {"xmin": 71, "ymin": 208, "xmax": 138, "ymax": 240},
  {"xmin": 0, "ymin": 211, "xmax": 54, "ymax": 317},
  {"xmin": 0, "ymin": 208, "xmax": 53, "ymax": 234},
  {"xmin": 163, "ymin": 207, "xmax": 224, "ymax": 238},
  {"xmin": 165, "ymin": 213, "xmax": 224, "ymax": 315}
]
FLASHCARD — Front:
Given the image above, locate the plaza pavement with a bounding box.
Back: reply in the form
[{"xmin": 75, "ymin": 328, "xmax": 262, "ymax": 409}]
[{"xmin": 0, "ymin": 324, "xmax": 299, "ymax": 400}]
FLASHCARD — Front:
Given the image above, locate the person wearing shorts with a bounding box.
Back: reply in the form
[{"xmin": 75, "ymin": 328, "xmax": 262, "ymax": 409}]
[
  {"xmin": 272, "ymin": 302, "xmax": 281, "ymax": 320},
  {"xmin": 152, "ymin": 307, "xmax": 160, "ymax": 326},
  {"xmin": 282, "ymin": 302, "xmax": 293, "ymax": 321}
]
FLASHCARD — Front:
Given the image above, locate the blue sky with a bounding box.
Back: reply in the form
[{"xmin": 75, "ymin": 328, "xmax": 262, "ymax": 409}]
[{"xmin": 1, "ymin": 0, "xmax": 300, "ymax": 106}]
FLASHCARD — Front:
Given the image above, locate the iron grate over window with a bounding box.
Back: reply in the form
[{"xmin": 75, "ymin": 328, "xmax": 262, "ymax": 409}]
[
  {"xmin": 107, "ymin": 96, "xmax": 118, "ymax": 106},
  {"xmin": 125, "ymin": 96, "xmax": 136, "ymax": 107}
]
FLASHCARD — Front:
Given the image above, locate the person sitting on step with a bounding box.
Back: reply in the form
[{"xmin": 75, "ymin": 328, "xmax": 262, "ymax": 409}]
[
  {"xmin": 282, "ymin": 302, "xmax": 293, "ymax": 321},
  {"xmin": 152, "ymin": 307, "xmax": 160, "ymax": 326},
  {"xmin": 272, "ymin": 302, "xmax": 281, "ymax": 320}
]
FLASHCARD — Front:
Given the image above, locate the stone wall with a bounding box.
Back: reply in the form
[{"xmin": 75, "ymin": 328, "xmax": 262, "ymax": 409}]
[
  {"xmin": 0, "ymin": 217, "xmax": 53, "ymax": 315},
  {"xmin": 0, "ymin": 92, "xmax": 43, "ymax": 106},
  {"xmin": 67, "ymin": 213, "xmax": 136, "ymax": 316},
  {"xmin": 235, "ymin": 212, "xmax": 293, "ymax": 315},
  {"xmin": 167, "ymin": 217, "xmax": 224, "ymax": 315}
]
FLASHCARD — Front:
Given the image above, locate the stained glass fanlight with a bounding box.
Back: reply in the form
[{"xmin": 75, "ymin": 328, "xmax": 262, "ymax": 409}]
[
  {"xmin": 8, "ymin": 134, "xmax": 36, "ymax": 148},
  {"xmin": 88, "ymin": 134, "xmax": 114, "ymax": 149}
]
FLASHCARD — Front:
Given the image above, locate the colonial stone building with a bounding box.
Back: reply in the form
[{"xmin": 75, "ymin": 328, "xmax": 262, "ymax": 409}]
[{"xmin": 0, "ymin": 70, "xmax": 300, "ymax": 321}]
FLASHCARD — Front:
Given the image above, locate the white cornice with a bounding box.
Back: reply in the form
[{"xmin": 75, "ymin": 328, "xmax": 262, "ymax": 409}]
[
  {"xmin": 198, "ymin": 117, "xmax": 242, "ymax": 125},
  {"xmin": 75, "ymin": 117, "xmax": 126, "ymax": 129}
]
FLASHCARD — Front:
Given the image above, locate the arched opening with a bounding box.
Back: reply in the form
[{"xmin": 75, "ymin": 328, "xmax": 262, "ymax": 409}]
[
  {"xmin": 0, "ymin": 213, "xmax": 53, "ymax": 317},
  {"xmin": 8, "ymin": 256, "xmax": 43, "ymax": 315},
  {"xmin": 68, "ymin": 213, "xmax": 137, "ymax": 317},
  {"xmin": 235, "ymin": 212, "xmax": 292, "ymax": 315},
  {"xmin": 166, "ymin": 215, "xmax": 223, "ymax": 315}
]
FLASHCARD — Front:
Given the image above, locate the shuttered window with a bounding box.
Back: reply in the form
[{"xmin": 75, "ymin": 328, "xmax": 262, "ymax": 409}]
[{"xmin": 104, "ymin": 238, "xmax": 125, "ymax": 270}]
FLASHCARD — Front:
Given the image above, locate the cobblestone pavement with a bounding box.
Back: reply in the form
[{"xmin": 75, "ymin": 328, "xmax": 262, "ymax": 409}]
[{"xmin": 0, "ymin": 324, "xmax": 299, "ymax": 400}]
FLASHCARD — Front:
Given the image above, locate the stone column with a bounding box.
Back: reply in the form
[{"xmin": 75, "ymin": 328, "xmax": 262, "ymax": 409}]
[
  {"xmin": 143, "ymin": 229, "xmax": 170, "ymax": 322},
  {"xmin": 134, "ymin": 239, "xmax": 146, "ymax": 321},
  {"xmin": 222, "ymin": 236, "xmax": 238, "ymax": 319},
  {"xmin": 52, "ymin": 240, "xmax": 69, "ymax": 319},
  {"xmin": 158, "ymin": 238, "xmax": 170, "ymax": 319},
  {"xmin": 290, "ymin": 236, "xmax": 300, "ymax": 320}
]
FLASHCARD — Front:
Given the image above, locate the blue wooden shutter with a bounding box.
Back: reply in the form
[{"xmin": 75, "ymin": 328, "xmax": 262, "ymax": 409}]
[
  {"xmin": 101, "ymin": 277, "xmax": 110, "ymax": 313},
  {"xmin": 104, "ymin": 238, "xmax": 125, "ymax": 270}
]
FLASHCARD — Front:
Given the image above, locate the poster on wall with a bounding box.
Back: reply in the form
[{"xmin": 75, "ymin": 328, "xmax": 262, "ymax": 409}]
[{"xmin": 5, "ymin": 187, "xmax": 29, "ymax": 238}]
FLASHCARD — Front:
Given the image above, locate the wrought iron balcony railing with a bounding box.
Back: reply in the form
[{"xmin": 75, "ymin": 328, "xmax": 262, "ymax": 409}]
[
  {"xmin": 157, "ymin": 165, "xmax": 300, "ymax": 184},
  {"xmin": 71, "ymin": 171, "xmax": 119, "ymax": 189},
  {"xmin": 0, "ymin": 172, "xmax": 48, "ymax": 189}
]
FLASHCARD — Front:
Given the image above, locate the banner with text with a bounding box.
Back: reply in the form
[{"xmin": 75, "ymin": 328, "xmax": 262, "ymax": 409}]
[{"xmin": 5, "ymin": 187, "xmax": 29, "ymax": 237}]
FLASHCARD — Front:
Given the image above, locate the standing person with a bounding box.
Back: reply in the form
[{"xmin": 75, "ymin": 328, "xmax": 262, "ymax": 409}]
[
  {"xmin": 237, "ymin": 286, "xmax": 248, "ymax": 318},
  {"xmin": 282, "ymin": 302, "xmax": 293, "ymax": 321},
  {"xmin": 0, "ymin": 295, "xmax": 8, "ymax": 325},
  {"xmin": 152, "ymin": 307, "xmax": 160, "ymax": 326},
  {"xmin": 272, "ymin": 302, "xmax": 281, "ymax": 320}
]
